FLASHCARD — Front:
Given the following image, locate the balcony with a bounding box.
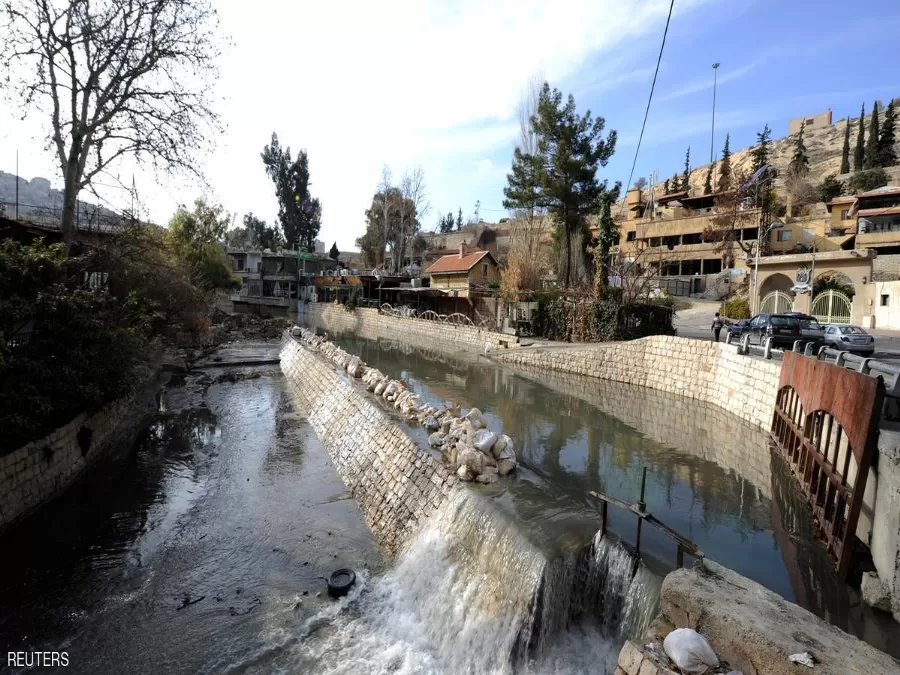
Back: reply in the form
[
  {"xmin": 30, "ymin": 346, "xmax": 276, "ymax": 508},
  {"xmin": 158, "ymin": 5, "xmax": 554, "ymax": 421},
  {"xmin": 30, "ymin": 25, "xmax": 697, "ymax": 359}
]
[{"xmin": 857, "ymin": 231, "xmax": 900, "ymax": 248}]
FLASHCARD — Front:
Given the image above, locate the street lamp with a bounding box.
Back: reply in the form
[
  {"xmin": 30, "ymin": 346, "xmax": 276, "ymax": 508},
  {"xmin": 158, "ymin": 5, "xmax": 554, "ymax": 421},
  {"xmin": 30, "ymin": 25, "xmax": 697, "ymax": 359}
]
[
  {"xmin": 753, "ymin": 220, "xmax": 783, "ymax": 314},
  {"xmin": 710, "ymin": 63, "xmax": 720, "ymax": 188}
]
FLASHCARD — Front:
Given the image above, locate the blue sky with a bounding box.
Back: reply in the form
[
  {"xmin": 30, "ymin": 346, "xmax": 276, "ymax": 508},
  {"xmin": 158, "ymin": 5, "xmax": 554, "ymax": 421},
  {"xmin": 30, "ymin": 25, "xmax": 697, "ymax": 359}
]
[{"xmin": 2, "ymin": 0, "xmax": 899, "ymax": 250}]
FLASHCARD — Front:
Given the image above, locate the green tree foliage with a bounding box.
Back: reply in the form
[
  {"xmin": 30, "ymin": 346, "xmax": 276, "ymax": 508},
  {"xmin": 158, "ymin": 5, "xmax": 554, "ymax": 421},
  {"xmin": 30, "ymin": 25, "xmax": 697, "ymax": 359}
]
[
  {"xmin": 226, "ymin": 213, "xmax": 283, "ymax": 250},
  {"xmin": 718, "ymin": 133, "xmax": 732, "ymax": 191},
  {"xmin": 329, "ymin": 242, "xmax": 340, "ymax": 261},
  {"xmin": 261, "ymin": 132, "xmax": 321, "ymax": 251},
  {"xmin": 663, "ymin": 178, "xmax": 671, "ymax": 194},
  {"xmin": 751, "ymin": 123, "xmax": 772, "ymax": 173},
  {"xmin": 790, "ymin": 121, "xmax": 809, "ymax": 175},
  {"xmin": 848, "ymin": 168, "xmax": 889, "ymax": 194},
  {"xmin": 671, "ymin": 173, "xmax": 680, "ymax": 192},
  {"xmin": 865, "ymin": 101, "xmax": 881, "ymax": 169},
  {"xmin": 167, "ymin": 199, "xmax": 238, "ymax": 291},
  {"xmin": 879, "ymin": 100, "xmax": 898, "ymax": 168},
  {"xmin": 680, "ymin": 146, "xmax": 691, "ymax": 193},
  {"xmin": 840, "ymin": 118, "xmax": 851, "ymax": 174},
  {"xmin": 439, "ymin": 212, "xmax": 456, "ymax": 234},
  {"xmin": 356, "ymin": 188, "xmax": 420, "ymax": 269},
  {"xmin": 719, "ymin": 298, "xmax": 750, "ymax": 320},
  {"xmin": 503, "ymin": 81, "xmax": 618, "ymax": 288},
  {"xmin": 456, "ymin": 208, "xmax": 464, "ymax": 231},
  {"xmin": 818, "ymin": 174, "xmax": 845, "ymax": 202},
  {"xmin": 703, "ymin": 163, "xmax": 713, "ymax": 195},
  {"xmin": 854, "ymin": 103, "xmax": 866, "ymax": 171},
  {"xmin": 592, "ymin": 193, "xmax": 617, "ymax": 297}
]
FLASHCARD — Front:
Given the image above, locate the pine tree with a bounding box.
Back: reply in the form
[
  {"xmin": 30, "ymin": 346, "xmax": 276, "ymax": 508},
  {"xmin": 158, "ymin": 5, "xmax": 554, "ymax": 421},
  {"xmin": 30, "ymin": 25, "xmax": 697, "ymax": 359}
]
[
  {"xmin": 718, "ymin": 133, "xmax": 732, "ymax": 191},
  {"xmin": 672, "ymin": 173, "xmax": 680, "ymax": 192},
  {"xmin": 790, "ymin": 121, "xmax": 809, "ymax": 175},
  {"xmin": 751, "ymin": 124, "xmax": 772, "ymax": 173},
  {"xmin": 854, "ymin": 103, "xmax": 866, "ymax": 171},
  {"xmin": 329, "ymin": 241, "xmax": 340, "ymax": 261},
  {"xmin": 456, "ymin": 208, "xmax": 463, "ymax": 231},
  {"xmin": 840, "ymin": 118, "xmax": 851, "ymax": 174},
  {"xmin": 865, "ymin": 101, "xmax": 880, "ymax": 169},
  {"xmin": 703, "ymin": 162, "xmax": 713, "ymax": 195},
  {"xmin": 663, "ymin": 177, "xmax": 671, "ymax": 194},
  {"xmin": 878, "ymin": 100, "xmax": 898, "ymax": 168},
  {"xmin": 681, "ymin": 146, "xmax": 691, "ymax": 193}
]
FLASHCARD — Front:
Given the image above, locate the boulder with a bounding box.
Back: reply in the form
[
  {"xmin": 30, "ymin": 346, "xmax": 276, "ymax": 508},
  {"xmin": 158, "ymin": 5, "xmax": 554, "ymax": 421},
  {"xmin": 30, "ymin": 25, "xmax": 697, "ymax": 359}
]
[
  {"xmin": 490, "ymin": 435, "xmax": 507, "ymax": 458},
  {"xmin": 374, "ymin": 381, "xmax": 387, "ymax": 396},
  {"xmin": 441, "ymin": 420, "xmax": 452, "ymax": 435},
  {"xmin": 428, "ymin": 432, "xmax": 446, "ymax": 448},
  {"xmin": 861, "ymin": 571, "xmax": 892, "ymax": 612},
  {"xmin": 472, "ymin": 429, "xmax": 498, "ymax": 454},
  {"xmin": 465, "ymin": 407, "xmax": 486, "ymax": 430},
  {"xmin": 458, "ymin": 448, "xmax": 486, "ymax": 476},
  {"xmin": 347, "ymin": 356, "xmax": 363, "ymax": 378},
  {"xmin": 495, "ymin": 435, "xmax": 516, "ymax": 462},
  {"xmin": 425, "ymin": 416, "xmax": 440, "ymax": 432},
  {"xmin": 497, "ymin": 459, "xmax": 517, "ymax": 476},
  {"xmin": 475, "ymin": 471, "xmax": 498, "ymax": 485},
  {"xmin": 457, "ymin": 465, "xmax": 473, "ymax": 481}
]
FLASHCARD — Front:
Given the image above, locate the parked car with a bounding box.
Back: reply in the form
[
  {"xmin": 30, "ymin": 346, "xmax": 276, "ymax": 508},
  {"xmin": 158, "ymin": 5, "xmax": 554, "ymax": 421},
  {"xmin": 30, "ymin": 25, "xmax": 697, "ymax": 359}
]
[
  {"xmin": 745, "ymin": 313, "xmax": 802, "ymax": 348},
  {"xmin": 785, "ymin": 312, "xmax": 826, "ymax": 344},
  {"xmin": 823, "ymin": 325, "xmax": 875, "ymax": 355},
  {"xmin": 726, "ymin": 319, "xmax": 751, "ymax": 337}
]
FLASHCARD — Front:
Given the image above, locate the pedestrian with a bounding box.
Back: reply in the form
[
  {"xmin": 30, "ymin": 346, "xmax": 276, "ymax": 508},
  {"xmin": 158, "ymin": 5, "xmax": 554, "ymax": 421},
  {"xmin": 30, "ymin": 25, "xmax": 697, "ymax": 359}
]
[{"xmin": 711, "ymin": 312, "xmax": 724, "ymax": 342}]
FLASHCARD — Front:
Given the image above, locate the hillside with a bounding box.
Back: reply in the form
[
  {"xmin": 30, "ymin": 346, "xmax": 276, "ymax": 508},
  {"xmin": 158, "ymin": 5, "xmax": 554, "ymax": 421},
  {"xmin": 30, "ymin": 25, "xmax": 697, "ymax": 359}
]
[{"xmin": 653, "ymin": 108, "xmax": 900, "ymax": 197}]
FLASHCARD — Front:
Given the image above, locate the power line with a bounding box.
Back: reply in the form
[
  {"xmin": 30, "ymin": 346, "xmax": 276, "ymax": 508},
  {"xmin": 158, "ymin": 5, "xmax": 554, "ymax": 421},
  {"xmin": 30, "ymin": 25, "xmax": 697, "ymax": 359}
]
[{"xmin": 621, "ymin": 0, "xmax": 675, "ymax": 205}]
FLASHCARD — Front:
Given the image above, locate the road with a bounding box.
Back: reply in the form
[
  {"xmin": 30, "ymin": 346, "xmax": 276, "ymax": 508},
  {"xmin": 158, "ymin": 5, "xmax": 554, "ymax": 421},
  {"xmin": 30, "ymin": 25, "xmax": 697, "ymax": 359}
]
[{"xmin": 674, "ymin": 300, "xmax": 900, "ymax": 362}]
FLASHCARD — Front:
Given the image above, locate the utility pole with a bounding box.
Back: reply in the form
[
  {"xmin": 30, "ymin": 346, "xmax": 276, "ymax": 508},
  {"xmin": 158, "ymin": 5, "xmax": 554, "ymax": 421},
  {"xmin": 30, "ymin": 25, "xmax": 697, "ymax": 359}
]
[
  {"xmin": 15, "ymin": 150, "xmax": 19, "ymax": 221},
  {"xmin": 710, "ymin": 63, "xmax": 720, "ymax": 190}
]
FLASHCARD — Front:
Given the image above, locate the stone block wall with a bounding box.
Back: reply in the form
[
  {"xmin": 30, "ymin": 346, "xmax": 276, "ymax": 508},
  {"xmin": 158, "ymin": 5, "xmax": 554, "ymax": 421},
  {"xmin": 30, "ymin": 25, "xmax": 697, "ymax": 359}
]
[
  {"xmin": 279, "ymin": 331, "xmax": 459, "ymax": 557},
  {"xmin": 303, "ymin": 303, "xmax": 517, "ymax": 354},
  {"xmin": 0, "ymin": 394, "xmax": 145, "ymax": 533},
  {"xmin": 492, "ymin": 336, "xmax": 782, "ymax": 429}
]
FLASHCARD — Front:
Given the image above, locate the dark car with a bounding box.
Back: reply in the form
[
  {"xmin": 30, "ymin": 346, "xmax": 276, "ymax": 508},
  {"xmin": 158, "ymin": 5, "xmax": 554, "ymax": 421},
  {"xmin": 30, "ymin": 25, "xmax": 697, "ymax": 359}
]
[
  {"xmin": 784, "ymin": 312, "xmax": 825, "ymax": 344},
  {"xmin": 726, "ymin": 319, "xmax": 750, "ymax": 336},
  {"xmin": 745, "ymin": 313, "xmax": 802, "ymax": 348}
]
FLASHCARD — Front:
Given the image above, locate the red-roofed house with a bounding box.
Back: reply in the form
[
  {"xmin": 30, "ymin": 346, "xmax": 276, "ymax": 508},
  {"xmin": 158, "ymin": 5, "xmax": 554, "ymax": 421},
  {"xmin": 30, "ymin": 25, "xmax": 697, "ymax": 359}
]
[{"xmin": 426, "ymin": 244, "xmax": 500, "ymax": 297}]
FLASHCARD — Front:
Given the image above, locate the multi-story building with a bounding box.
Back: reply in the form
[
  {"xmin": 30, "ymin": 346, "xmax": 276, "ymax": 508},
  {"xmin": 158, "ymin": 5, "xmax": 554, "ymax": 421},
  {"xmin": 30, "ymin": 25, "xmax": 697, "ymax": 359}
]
[{"xmin": 226, "ymin": 249, "xmax": 303, "ymax": 315}]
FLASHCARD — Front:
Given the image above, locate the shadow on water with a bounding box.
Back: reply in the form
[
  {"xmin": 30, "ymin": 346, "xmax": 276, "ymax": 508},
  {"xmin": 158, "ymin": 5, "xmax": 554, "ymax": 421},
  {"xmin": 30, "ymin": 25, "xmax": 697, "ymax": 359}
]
[{"xmin": 324, "ymin": 330, "xmax": 900, "ymax": 658}]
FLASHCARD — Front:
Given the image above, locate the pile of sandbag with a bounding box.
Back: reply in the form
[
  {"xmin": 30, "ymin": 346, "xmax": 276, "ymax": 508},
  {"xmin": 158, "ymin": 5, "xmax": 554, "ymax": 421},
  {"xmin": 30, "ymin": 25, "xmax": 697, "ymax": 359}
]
[{"xmin": 292, "ymin": 326, "xmax": 518, "ymax": 482}]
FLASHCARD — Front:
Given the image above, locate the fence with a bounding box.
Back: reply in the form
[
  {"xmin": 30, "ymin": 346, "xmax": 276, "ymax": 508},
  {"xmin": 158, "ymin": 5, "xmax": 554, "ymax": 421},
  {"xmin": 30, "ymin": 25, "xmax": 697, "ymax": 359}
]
[
  {"xmin": 0, "ymin": 200, "xmax": 130, "ymax": 234},
  {"xmin": 378, "ymin": 303, "xmax": 499, "ymax": 330}
]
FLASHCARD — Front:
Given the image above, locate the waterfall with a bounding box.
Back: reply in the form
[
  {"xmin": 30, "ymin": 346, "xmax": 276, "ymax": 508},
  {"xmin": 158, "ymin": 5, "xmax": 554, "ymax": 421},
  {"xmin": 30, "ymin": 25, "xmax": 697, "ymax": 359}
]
[{"xmin": 282, "ymin": 491, "xmax": 661, "ymax": 674}]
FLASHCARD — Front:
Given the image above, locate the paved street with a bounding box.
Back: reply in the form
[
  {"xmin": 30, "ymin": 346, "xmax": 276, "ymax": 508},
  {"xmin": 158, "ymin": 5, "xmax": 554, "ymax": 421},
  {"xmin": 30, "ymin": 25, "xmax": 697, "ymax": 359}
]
[{"xmin": 674, "ymin": 300, "xmax": 900, "ymax": 362}]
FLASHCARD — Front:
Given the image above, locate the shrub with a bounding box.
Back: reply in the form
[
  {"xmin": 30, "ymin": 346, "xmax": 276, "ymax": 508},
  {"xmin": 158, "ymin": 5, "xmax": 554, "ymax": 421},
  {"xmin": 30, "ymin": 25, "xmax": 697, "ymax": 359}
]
[
  {"xmin": 719, "ymin": 297, "xmax": 750, "ymax": 319},
  {"xmin": 848, "ymin": 168, "xmax": 888, "ymax": 194}
]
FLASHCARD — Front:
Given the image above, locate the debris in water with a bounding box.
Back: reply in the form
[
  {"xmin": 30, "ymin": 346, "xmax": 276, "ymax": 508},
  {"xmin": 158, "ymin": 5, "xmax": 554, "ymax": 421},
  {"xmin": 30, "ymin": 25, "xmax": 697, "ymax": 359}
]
[
  {"xmin": 177, "ymin": 594, "xmax": 205, "ymax": 610},
  {"xmin": 789, "ymin": 652, "xmax": 816, "ymax": 668}
]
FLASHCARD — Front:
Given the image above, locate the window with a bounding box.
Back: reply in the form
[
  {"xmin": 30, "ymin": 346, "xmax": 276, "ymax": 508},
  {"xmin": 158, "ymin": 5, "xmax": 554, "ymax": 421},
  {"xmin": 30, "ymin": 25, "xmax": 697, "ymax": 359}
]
[
  {"xmin": 882, "ymin": 294, "xmax": 890, "ymax": 307},
  {"xmin": 482, "ymin": 263, "xmax": 488, "ymax": 278},
  {"xmin": 806, "ymin": 118, "xmax": 815, "ymax": 125},
  {"xmin": 626, "ymin": 231, "xmax": 636, "ymax": 242},
  {"xmin": 777, "ymin": 230, "xmax": 792, "ymax": 242},
  {"xmin": 840, "ymin": 209, "xmax": 850, "ymax": 220}
]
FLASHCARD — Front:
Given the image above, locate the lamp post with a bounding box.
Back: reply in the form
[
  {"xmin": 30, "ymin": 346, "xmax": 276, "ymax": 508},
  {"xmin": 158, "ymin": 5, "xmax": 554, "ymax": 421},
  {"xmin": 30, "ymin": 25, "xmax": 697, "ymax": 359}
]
[
  {"xmin": 710, "ymin": 63, "xmax": 720, "ymax": 188},
  {"xmin": 753, "ymin": 221, "xmax": 784, "ymax": 314}
]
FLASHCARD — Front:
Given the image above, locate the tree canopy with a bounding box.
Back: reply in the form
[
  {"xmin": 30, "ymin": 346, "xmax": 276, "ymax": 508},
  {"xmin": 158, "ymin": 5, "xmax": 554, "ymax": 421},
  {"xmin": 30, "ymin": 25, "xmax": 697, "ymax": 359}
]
[
  {"xmin": 865, "ymin": 102, "xmax": 881, "ymax": 169},
  {"xmin": 329, "ymin": 242, "xmax": 340, "ymax": 261},
  {"xmin": 356, "ymin": 187, "xmax": 421, "ymax": 271},
  {"xmin": 718, "ymin": 133, "xmax": 732, "ymax": 191},
  {"xmin": 751, "ymin": 124, "xmax": 772, "ymax": 173},
  {"xmin": 167, "ymin": 199, "xmax": 236, "ymax": 291},
  {"xmin": 879, "ymin": 100, "xmax": 898, "ymax": 168},
  {"xmin": 854, "ymin": 104, "xmax": 866, "ymax": 171},
  {"xmin": 226, "ymin": 213, "xmax": 283, "ymax": 250},
  {"xmin": 261, "ymin": 133, "xmax": 321, "ymax": 252},
  {"xmin": 840, "ymin": 118, "xmax": 851, "ymax": 174},
  {"xmin": 790, "ymin": 121, "xmax": 809, "ymax": 176}
]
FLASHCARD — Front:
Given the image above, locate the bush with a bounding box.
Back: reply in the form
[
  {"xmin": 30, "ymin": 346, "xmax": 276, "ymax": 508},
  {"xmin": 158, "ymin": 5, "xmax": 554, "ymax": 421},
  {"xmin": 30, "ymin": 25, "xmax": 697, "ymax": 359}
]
[
  {"xmin": 719, "ymin": 297, "xmax": 750, "ymax": 319},
  {"xmin": 848, "ymin": 168, "xmax": 888, "ymax": 194},
  {"xmin": 531, "ymin": 294, "xmax": 675, "ymax": 343}
]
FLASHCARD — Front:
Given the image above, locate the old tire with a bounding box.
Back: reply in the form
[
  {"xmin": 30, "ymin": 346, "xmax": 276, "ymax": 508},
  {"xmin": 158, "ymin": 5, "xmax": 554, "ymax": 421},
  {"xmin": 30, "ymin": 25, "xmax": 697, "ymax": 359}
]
[{"xmin": 327, "ymin": 568, "xmax": 356, "ymax": 598}]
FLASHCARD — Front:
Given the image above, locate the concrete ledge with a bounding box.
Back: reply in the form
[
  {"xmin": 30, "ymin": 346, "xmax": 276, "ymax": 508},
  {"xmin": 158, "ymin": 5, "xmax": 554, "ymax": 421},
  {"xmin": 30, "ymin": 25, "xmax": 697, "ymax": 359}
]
[{"xmin": 660, "ymin": 560, "xmax": 900, "ymax": 675}]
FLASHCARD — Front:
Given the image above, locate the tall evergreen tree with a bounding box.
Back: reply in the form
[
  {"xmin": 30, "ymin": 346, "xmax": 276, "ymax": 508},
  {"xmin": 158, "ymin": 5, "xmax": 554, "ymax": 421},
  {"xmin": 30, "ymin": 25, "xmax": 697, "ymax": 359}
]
[
  {"xmin": 456, "ymin": 208, "xmax": 463, "ymax": 231},
  {"xmin": 854, "ymin": 103, "xmax": 866, "ymax": 171},
  {"xmin": 790, "ymin": 121, "xmax": 809, "ymax": 175},
  {"xmin": 329, "ymin": 241, "xmax": 340, "ymax": 261},
  {"xmin": 672, "ymin": 173, "xmax": 680, "ymax": 192},
  {"xmin": 680, "ymin": 147, "xmax": 691, "ymax": 193},
  {"xmin": 840, "ymin": 118, "xmax": 851, "ymax": 174},
  {"xmin": 594, "ymin": 193, "xmax": 617, "ymax": 297},
  {"xmin": 878, "ymin": 100, "xmax": 898, "ymax": 168},
  {"xmin": 261, "ymin": 133, "xmax": 321, "ymax": 251},
  {"xmin": 703, "ymin": 163, "xmax": 713, "ymax": 195},
  {"xmin": 718, "ymin": 133, "xmax": 732, "ymax": 191},
  {"xmin": 663, "ymin": 177, "xmax": 671, "ymax": 194},
  {"xmin": 865, "ymin": 101, "xmax": 880, "ymax": 169},
  {"xmin": 751, "ymin": 124, "xmax": 772, "ymax": 173}
]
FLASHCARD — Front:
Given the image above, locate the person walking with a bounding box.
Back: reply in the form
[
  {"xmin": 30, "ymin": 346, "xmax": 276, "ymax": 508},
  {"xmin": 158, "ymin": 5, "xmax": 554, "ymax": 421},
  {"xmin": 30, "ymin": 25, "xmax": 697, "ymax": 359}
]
[{"xmin": 711, "ymin": 312, "xmax": 724, "ymax": 342}]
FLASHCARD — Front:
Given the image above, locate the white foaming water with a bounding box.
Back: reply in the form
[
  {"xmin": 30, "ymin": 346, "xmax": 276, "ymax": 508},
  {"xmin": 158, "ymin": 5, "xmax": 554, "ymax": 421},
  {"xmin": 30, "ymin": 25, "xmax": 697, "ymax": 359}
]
[{"xmin": 249, "ymin": 492, "xmax": 660, "ymax": 675}]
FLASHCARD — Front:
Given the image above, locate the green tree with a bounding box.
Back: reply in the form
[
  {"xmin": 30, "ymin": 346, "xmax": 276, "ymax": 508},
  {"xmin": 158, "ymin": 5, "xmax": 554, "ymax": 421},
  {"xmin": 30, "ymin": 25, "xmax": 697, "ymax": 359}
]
[
  {"xmin": 703, "ymin": 163, "xmax": 713, "ymax": 195},
  {"xmin": 790, "ymin": 121, "xmax": 809, "ymax": 175},
  {"xmin": 593, "ymin": 193, "xmax": 617, "ymax": 297},
  {"xmin": 329, "ymin": 242, "xmax": 340, "ymax": 261},
  {"xmin": 718, "ymin": 133, "xmax": 732, "ymax": 191},
  {"xmin": 456, "ymin": 208, "xmax": 464, "ymax": 231},
  {"xmin": 879, "ymin": 100, "xmax": 898, "ymax": 168},
  {"xmin": 261, "ymin": 132, "xmax": 321, "ymax": 251},
  {"xmin": 167, "ymin": 199, "xmax": 237, "ymax": 291},
  {"xmin": 680, "ymin": 147, "xmax": 691, "ymax": 193},
  {"xmin": 228, "ymin": 213, "xmax": 283, "ymax": 250},
  {"xmin": 663, "ymin": 178, "xmax": 671, "ymax": 194},
  {"xmin": 671, "ymin": 173, "xmax": 680, "ymax": 192},
  {"xmin": 503, "ymin": 81, "xmax": 618, "ymax": 288},
  {"xmin": 848, "ymin": 168, "xmax": 889, "ymax": 193},
  {"xmin": 356, "ymin": 188, "xmax": 419, "ymax": 268},
  {"xmin": 854, "ymin": 103, "xmax": 866, "ymax": 171},
  {"xmin": 840, "ymin": 118, "xmax": 851, "ymax": 174},
  {"xmin": 865, "ymin": 101, "xmax": 880, "ymax": 169},
  {"xmin": 751, "ymin": 124, "xmax": 772, "ymax": 173},
  {"xmin": 818, "ymin": 174, "xmax": 844, "ymax": 202}
]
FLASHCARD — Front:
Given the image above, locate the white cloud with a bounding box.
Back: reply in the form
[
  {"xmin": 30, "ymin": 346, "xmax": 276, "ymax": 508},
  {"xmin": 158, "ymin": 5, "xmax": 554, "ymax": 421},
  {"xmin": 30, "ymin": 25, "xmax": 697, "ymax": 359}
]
[{"xmin": 1, "ymin": 0, "xmax": 716, "ymax": 250}]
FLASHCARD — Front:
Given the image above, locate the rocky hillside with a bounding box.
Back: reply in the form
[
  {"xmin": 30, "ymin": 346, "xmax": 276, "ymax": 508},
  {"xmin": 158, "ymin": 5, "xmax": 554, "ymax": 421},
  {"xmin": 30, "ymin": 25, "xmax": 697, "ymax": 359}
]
[{"xmin": 654, "ymin": 107, "xmax": 900, "ymax": 196}]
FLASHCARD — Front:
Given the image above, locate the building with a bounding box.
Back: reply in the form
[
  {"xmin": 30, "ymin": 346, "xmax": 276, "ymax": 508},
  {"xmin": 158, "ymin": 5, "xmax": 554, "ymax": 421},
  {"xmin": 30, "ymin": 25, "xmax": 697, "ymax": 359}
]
[
  {"xmin": 788, "ymin": 110, "xmax": 832, "ymax": 136},
  {"xmin": 853, "ymin": 185, "xmax": 900, "ymax": 252},
  {"xmin": 426, "ymin": 244, "xmax": 500, "ymax": 298},
  {"xmin": 227, "ymin": 249, "xmax": 302, "ymax": 315}
]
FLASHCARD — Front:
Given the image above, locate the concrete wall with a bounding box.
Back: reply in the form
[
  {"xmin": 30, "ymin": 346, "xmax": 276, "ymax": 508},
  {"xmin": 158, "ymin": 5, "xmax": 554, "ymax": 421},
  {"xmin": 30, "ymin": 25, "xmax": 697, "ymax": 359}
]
[
  {"xmin": 279, "ymin": 331, "xmax": 459, "ymax": 557},
  {"xmin": 491, "ymin": 336, "xmax": 782, "ymax": 429},
  {"xmin": 872, "ymin": 428, "xmax": 900, "ymax": 622},
  {"xmin": 303, "ymin": 303, "xmax": 518, "ymax": 354},
  {"xmin": 0, "ymin": 390, "xmax": 157, "ymax": 533}
]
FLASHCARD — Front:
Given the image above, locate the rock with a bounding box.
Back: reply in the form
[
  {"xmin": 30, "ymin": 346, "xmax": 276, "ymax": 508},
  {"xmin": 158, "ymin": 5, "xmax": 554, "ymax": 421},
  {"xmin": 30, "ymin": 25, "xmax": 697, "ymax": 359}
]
[
  {"xmin": 472, "ymin": 429, "xmax": 498, "ymax": 454},
  {"xmin": 465, "ymin": 407, "xmax": 486, "ymax": 430},
  {"xmin": 290, "ymin": 326, "xmax": 302, "ymax": 336},
  {"xmin": 428, "ymin": 432, "xmax": 446, "ymax": 448},
  {"xmin": 861, "ymin": 571, "xmax": 892, "ymax": 612},
  {"xmin": 475, "ymin": 472, "xmax": 498, "ymax": 485},
  {"xmin": 384, "ymin": 381, "xmax": 398, "ymax": 398},
  {"xmin": 374, "ymin": 381, "xmax": 387, "ymax": 396},
  {"xmin": 457, "ymin": 465, "xmax": 473, "ymax": 481},
  {"xmin": 446, "ymin": 445, "xmax": 458, "ymax": 467},
  {"xmin": 497, "ymin": 459, "xmax": 516, "ymax": 476},
  {"xmin": 346, "ymin": 356, "xmax": 363, "ymax": 378},
  {"xmin": 490, "ymin": 435, "xmax": 507, "ymax": 458},
  {"xmin": 425, "ymin": 416, "xmax": 440, "ymax": 432},
  {"xmin": 459, "ymin": 448, "xmax": 486, "ymax": 476},
  {"xmin": 495, "ymin": 435, "xmax": 516, "ymax": 462},
  {"xmin": 441, "ymin": 420, "xmax": 451, "ymax": 435}
]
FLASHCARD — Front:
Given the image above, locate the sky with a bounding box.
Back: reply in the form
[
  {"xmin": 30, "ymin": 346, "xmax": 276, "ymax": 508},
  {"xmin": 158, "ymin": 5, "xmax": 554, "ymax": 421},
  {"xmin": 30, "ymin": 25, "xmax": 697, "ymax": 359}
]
[{"xmin": 3, "ymin": 0, "xmax": 900, "ymax": 251}]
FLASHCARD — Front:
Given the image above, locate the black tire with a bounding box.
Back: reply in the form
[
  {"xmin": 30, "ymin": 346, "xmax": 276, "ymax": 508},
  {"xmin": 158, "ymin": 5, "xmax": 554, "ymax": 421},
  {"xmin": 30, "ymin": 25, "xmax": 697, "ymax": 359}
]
[{"xmin": 327, "ymin": 568, "xmax": 356, "ymax": 598}]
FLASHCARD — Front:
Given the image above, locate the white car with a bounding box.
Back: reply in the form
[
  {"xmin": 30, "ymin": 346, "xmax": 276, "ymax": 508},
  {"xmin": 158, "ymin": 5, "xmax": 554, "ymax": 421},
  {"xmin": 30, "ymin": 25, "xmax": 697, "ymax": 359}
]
[{"xmin": 823, "ymin": 325, "xmax": 875, "ymax": 355}]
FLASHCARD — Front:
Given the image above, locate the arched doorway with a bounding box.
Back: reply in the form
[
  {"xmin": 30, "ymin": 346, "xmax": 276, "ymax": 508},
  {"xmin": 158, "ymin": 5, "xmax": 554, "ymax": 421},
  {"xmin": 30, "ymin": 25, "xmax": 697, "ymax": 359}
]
[
  {"xmin": 812, "ymin": 271, "xmax": 854, "ymax": 325},
  {"xmin": 760, "ymin": 290, "xmax": 793, "ymax": 314}
]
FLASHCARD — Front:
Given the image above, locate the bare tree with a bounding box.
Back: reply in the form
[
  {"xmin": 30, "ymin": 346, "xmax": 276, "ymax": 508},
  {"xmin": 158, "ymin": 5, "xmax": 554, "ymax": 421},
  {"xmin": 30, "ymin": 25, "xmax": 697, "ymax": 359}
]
[
  {"xmin": 396, "ymin": 167, "xmax": 429, "ymax": 273},
  {"xmin": 1, "ymin": 0, "xmax": 222, "ymax": 245},
  {"xmin": 701, "ymin": 174, "xmax": 758, "ymax": 268},
  {"xmin": 377, "ymin": 164, "xmax": 392, "ymax": 267},
  {"xmin": 783, "ymin": 166, "xmax": 817, "ymax": 215}
]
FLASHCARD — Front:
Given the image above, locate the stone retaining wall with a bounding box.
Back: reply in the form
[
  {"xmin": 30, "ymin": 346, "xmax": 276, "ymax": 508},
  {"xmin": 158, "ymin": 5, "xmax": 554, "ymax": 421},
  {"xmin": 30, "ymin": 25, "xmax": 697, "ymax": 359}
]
[
  {"xmin": 302, "ymin": 303, "xmax": 517, "ymax": 354},
  {"xmin": 491, "ymin": 336, "xmax": 782, "ymax": 429},
  {"xmin": 0, "ymin": 389, "xmax": 157, "ymax": 533},
  {"xmin": 279, "ymin": 331, "xmax": 459, "ymax": 557}
]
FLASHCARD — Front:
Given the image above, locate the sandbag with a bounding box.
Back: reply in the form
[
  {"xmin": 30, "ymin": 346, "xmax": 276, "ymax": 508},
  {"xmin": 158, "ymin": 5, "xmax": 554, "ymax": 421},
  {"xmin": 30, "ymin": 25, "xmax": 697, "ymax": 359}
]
[
  {"xmin": 663, "ymin": 629, "xmax": 718, "ymax": 675},
  {"xmin": 472, "ymin": 429, "xmax": 498, "ymax": 454}
]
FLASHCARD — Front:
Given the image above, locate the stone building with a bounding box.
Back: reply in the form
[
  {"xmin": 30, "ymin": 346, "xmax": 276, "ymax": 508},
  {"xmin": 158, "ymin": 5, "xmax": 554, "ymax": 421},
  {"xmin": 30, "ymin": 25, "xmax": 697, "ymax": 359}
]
[
  {"xmin": 788, "ymin": 109, "xmax": 832, "ymax": 136},
  {"xmin": 426, "ymin": 244, "xmax": 500, "ymax": 298}
]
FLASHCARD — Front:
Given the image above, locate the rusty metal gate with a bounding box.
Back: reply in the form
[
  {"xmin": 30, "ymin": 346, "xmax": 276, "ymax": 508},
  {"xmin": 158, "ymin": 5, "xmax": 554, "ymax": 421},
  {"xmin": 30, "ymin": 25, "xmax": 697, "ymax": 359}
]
[{"xmin": 771, "ymin": 352, "xmax": 884, "ymax": 577}]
